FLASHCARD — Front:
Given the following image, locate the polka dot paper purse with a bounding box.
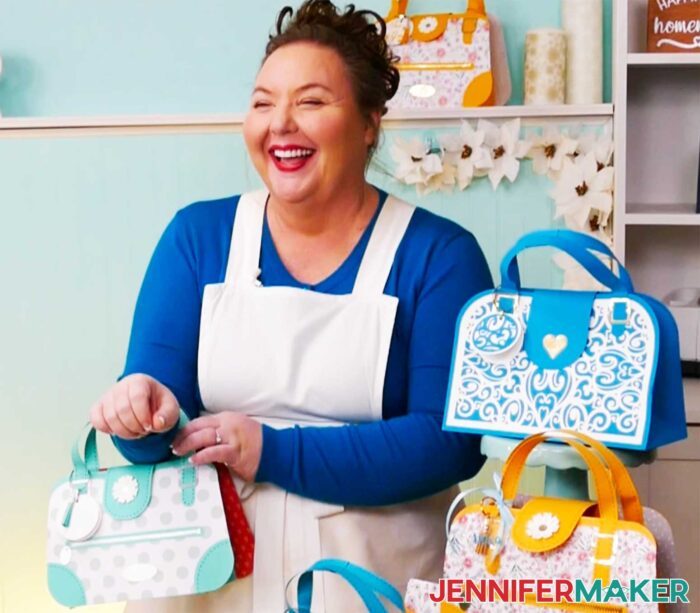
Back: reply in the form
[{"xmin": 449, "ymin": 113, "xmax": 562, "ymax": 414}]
[
  {"xmin": 46, "ymin": 410, "xmax": 234, "ymax": 607},
  {"xmin": 443, "ymin": 230, "xmax": 687, "ymax": 451},
  {"xmin": 384, "ymin": 0, "xmax": 495, "ymax": 110}
]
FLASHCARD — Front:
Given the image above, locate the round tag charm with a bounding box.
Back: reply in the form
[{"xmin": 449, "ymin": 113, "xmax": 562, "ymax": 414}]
[
  {"xmin": 471, "ymin": 312, "xmax": 524, "ymax": 360},
  {"xmin": 60, "ymin": 493, "xmax": 103, "ymax": 542}
]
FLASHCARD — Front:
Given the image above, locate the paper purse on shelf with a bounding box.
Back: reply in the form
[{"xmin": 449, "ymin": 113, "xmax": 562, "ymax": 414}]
[
  {"xmin": 285, "ymin": 558, "xmax": 404, "ymax": 613},
  {"xmin": 384, "ymin": 0, "xmax": 495, "ymax": 110},
  {"xmin": 443, "ymin": 229, "xmax": 687, "ymax": 451},
  {"xmin": 405, "ymin": 430, "xmax": 659, "ymax": 613},
  {"xmin": 46, "ymin": 410, "xmax": 234, "ymax": 608}
]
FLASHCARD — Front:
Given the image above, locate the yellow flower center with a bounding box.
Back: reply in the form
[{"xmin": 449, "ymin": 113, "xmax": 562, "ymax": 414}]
[{"xmin": 544, "ymin": 144, "xmax": 556, "ymax": 159}]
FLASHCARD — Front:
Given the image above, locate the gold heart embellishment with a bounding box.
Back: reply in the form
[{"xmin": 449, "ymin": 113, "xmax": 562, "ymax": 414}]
[{"xmin": 543, "ymin": 334, "xmax": 568, "ymax": 359}]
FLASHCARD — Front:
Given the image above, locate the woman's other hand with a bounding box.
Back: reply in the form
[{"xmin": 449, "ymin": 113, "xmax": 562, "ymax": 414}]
[
  {"xmin": 89, "ymin": 374, "xmax": 180, "ymax": 439},
  {"xmin": 170, "ymin": 413, "xmax": 262, "ymax": 482}
]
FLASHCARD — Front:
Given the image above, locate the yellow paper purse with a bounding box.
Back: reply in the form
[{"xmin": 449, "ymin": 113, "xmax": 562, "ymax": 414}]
[
  {"xmin": 385, "ymin": 0, "xmax": 495, "ymax": 110},
  {"xmin": 405, "ymin": 431, "xmax": 661, "ymax": 612}
]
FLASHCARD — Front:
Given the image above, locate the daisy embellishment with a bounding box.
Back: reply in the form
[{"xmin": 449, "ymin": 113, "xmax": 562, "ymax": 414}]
[
  {"xmin": 112, "ymin": 475, "xmax": 139, "ymax": 504},
  {"xmin": 526, "ymin": 512, "xmax": 560, "ymax": 540}
]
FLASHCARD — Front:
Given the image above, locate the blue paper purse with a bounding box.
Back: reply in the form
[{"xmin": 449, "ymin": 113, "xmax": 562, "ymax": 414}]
[{"xmin": 443, "ymin": 229, "xmax": 687, "ymax": 451}]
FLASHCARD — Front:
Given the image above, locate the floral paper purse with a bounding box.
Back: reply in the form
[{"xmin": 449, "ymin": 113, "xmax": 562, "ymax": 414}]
[
  {"xmin": 405, "ymin": 430, "xmax": 659, "ymax": 612},
  {"xmin": 385, "ymin": 0, "xmax": 495, "ymax": 110}
]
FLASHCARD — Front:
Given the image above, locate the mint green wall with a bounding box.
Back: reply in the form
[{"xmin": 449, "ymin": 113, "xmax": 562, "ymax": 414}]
[
  {"xmin": 0, "ymin": 1, "xmax": 611, "ymax": 611},
  {"xmin": 0, "ymin": 0, "xmax": 612, "ymax": 116}
]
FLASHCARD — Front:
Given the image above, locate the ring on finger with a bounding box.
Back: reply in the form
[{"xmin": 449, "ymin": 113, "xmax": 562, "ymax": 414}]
[{"xmin": 215, "ymin": 429, "xmax": 223, "ymax": 445}]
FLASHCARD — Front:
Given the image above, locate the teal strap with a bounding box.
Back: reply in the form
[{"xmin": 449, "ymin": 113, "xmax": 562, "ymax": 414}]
[
  {"xmin": 180, "ymin": 464, "xmax": 197, "ymax": 506},
  {"xmin": 611, "ymin": 300, "xmax": 629, "ymax": 336},
  {"xmin": 71, "ymin": 408, "xmax": 191, "ymax": 479},
  {"xmin": 290, "ymin": 559, "xmax": 404, "ymax": 613},
  {"xmin": 500, "ymin": 229, "xmax": 634, "ymax": 293}
]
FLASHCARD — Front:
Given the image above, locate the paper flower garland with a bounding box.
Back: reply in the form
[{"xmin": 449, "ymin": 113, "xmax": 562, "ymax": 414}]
[{"xmin": 388, "ymin": 119, "xmax": 616, "ymax": 290}]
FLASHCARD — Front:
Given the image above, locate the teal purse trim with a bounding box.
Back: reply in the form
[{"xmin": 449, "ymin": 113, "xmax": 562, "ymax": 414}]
[
  {"xmin": 47, "ymin": 564, "xmax": 86, "ymax": 607},
  {"xmin": 195, "ymin": 539, "xmax": 235, "ymax": 593},
  {"xmin": 104, "ymin": 464, "xmax": 155, "ymax": 520},
  {"xmin": 68, "ymin": 526, "xmax": 204, "ymax": 550},
  {"xmin": 181, "ymin": 464, "xmax": 197, "ymax": 506}
]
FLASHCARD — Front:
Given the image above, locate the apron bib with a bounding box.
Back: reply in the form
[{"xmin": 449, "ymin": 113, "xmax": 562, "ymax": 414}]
[{"xmin": 125, "ymin": 191, "xmax": 455, "ymax": 613}]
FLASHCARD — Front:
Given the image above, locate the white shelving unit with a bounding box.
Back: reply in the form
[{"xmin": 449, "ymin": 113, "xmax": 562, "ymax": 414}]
[
  {"xmin": 0, "ymin": 103, "xmax": 614, "ymax": 137},
  {"xmin": 613, "ymin": 0, "xmax": 700, "ymax": 599}
]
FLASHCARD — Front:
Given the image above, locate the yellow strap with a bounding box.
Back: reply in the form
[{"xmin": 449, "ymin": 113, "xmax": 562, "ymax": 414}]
[
  {"xmin": 501, "ymin": 434, "xmax": 618, "ymax": 523},
  {"xmin": 561, "ymin": 431, "xmax": 644, "ymax": 524},
  {"xmin": 393, "ymin": 0, "xmax": 479, "ymax": 18}
]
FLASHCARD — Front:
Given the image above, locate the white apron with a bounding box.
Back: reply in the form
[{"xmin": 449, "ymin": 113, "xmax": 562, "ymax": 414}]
[{"xmin": 125, "ymin": 190, "xmax": 455, "ymax": 613}]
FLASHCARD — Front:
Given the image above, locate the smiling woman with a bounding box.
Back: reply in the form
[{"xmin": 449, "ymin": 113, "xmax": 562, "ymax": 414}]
[{"xmin": 88, "ymin": 1, "xmax": 493, "ymax": 612}]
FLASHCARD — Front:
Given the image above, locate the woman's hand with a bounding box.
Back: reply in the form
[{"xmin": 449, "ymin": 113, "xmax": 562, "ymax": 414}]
[
  {"xmin": 170, "ymin": 413, "xmax": 263, "ymax": 482},
  {"xmin": 89, "ymin": 374, "xmax": 180, "ymax": 439}
]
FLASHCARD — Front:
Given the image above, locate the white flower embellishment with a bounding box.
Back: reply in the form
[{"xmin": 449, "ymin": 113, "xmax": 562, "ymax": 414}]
[
  {"xmin": 417, "ymin": 16, "xmax": 438, "ymax": 34},
  {"xmin": 526, "ymin": 512, "xmax": 560, "ymax": 540},
  {"xmin": 112, "ymin": 475, "xmax": 139, "ymax": 504}
]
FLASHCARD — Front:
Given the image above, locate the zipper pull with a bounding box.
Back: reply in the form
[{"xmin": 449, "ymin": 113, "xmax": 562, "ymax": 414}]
[{"xmin": 62, "ymin": 489, "xmax": 80, "ymax": 528}]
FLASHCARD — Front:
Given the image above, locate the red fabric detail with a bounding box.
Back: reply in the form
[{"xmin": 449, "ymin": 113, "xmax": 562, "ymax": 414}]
[{"xmin": 215, "ymin": 462, "xmax": 255, "ymax": 578}]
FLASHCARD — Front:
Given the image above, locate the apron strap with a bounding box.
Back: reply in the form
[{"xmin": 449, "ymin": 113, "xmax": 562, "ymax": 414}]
[
  {"xmin": 353, "ymin": 196, "xmax": 415, "ymax": 296},
  {"xmin": 224, "ymin": 190, "xmax": 267, "ymax": 284}
]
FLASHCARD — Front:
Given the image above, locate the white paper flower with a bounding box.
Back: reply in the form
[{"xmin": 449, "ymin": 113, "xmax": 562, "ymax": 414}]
[
  {"xmin": 417, "ymin": 16, "xmax": 438, "ymax": 34},
  {"xmin": 478, "ymin": 118, "xmax": 530, "ymax": 190},
  {"xmin": 525, "ymin": 512, "xmax": 560, "ymax": 540},
  {"xmin": 439, "ymin": 121, "xmax": 493, "ymax": 190},
  {"xmin": 570, "ymin": 121, "xmax": 614, "ymax": 169},
  {"xmin": 112, "ymin": 475, "xmax": 139, "ymax": 504},
  {"xmin": 416, "ymin": 162, "xmax": 457, "ymax": 196},
  {"xmin": 550, "ymin": 154, "xmax": 614, "ymax": 231},
  {"xmin": 390, "ymin": 137, "xmax": 444, "ymax": 187},
  {"xmin": 527, "ymin": 127, "xmax": 578, "ymax": 180}
]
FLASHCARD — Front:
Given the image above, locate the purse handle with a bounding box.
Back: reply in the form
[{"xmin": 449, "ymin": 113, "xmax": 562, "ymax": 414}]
[
  {"xmin": 552, "ymin": 430, "xmax": 644, "ymax": 523},
  {"xmin": 499, "ymin": 229, "xmax": 634, "ymax": 294},
  {"xmin": 70, "ymin": 409, "xmax": 191, "ymax": 484},
  {"xmin": 500, "ymin": 430, "xmax": 623, "ymax": 524},
  {"xmin": 286, "ymin": 559, "xmax": 404, "ymax": 613},
  {"xmin": 389, "ymin": 0, "xmax": 485, "ymax": 17}
]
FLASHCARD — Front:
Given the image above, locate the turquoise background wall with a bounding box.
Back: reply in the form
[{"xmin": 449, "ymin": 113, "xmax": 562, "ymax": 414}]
[{"xmin": 0, "ymin": 1, "xmax": 612, "ymax": 611}]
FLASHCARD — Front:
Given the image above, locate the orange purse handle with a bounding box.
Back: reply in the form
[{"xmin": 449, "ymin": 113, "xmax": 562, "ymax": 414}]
[
  {"xmin": 388, "ymin": 0, "xmax": 486, "ymax": 18},
  {"xmin": 501, "ymin": 432, "xmax": 622, "ymax": 524},
  {"xmin": 558, "ymin": 430, "xmax": 645, "ymax": 523}
]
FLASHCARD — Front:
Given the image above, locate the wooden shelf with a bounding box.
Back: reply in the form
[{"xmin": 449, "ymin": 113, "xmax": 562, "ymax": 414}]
[
  {"xmin": 0, "ymin": 104, "xmax": 615, "ymax": 133},
  {"xmin": 625, "ymin": 204, "xmax": 700, "ymax": 226},
  {"xmin": 384, "ymin": 104, "xmax": 614, "ymax": 122},
  {"xmin": 628, "ymin": 53, "xmax": 700, "ymax": 66}
]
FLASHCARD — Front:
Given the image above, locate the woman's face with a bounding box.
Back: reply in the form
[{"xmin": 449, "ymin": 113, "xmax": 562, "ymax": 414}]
[{"xmin": 243, "ymin": 41, "xmax": 377, "ymax": 205}]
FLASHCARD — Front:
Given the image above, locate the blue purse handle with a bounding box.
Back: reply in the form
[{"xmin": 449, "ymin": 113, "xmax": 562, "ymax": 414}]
[
  {"xmin": 70, "ymin": 409, "xmax": 191, "ymax": 484},
  {"xmin": 287, "ymin": 559, "xmax": 404, "ymax": 613},
  {"xmin": 499, "ymin": 229, "xmax": 634, "ymax": 294}
]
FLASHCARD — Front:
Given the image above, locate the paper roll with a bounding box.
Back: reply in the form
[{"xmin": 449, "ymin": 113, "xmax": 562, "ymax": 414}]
[
  {"xmin": 524, "ymin": 29, "xmax": 566, "ymax": 105},
  {"xmin": 561, "ymin": 0, "xmax": 603, "ymax": 104}
]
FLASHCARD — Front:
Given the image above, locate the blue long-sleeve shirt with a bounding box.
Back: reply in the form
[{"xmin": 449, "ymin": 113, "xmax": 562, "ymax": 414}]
[{"xmin": 113, "ymin": 188, "xmax": 494, "ymax": 506}]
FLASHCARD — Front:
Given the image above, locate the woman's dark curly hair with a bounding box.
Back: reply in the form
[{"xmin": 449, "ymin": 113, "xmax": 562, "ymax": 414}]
[{"xmin": 264, "ymin": 0, "xmax": 400, "ymax": 157}]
